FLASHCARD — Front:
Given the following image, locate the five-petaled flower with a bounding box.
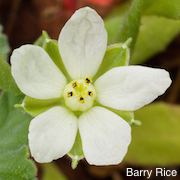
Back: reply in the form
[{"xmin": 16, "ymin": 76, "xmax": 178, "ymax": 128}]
[{"xmin": 11, "ymin": 7, "xmax": 171, "ymax": 166}]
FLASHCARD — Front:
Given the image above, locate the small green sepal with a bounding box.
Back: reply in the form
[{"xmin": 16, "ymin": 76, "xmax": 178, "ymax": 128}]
[
  {"xmin": 130, "ymin": 119, "xmax": 142, "ymax": 126},
  {"xmin": 33, "ymin": 35, "xmax": 45, "ymax": 47},
  {"xmin": 14, "ymin": 103, "xmax": 24, "ymax": 110},
  {"xmin": 71, "ymin": 157, "xmax": 79, "ymax": 169},
  {"xmin": 42, "ymin": 34, "xmax": 71, "ymax": 82},
  {"xmin": 94, "ymin": 101, "xmax": 134, "ymax": 124},
  {"xmin": 15, "ymin": 96, "xmax": 62, "ymax": 117},
  {"xmin": 93, "ymin": 42, "xmax": 130, "ymax": 81},
  {"xmin": 124, "ymin": 37, "xmax": 133, "ymax": 48},
  {"xmin": 68, "ymin": 131, "xmax": 84, "ymax": 169},
  {"xmin": 42, "ymin": 30, "xmax": 51, "ymax": 40}
]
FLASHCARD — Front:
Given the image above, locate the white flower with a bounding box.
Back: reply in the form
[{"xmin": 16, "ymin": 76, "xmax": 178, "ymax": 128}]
[{"xmin": 10, "ymin": 7, "xmax": 171, "ymax": 166}]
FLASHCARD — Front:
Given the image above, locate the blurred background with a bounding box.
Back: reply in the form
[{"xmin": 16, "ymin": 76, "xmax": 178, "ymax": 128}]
[
  {"xmin": 0, "ymin": 0, "xmax": 119, "ymax": 49},
  {"xmin": 0, "ymin": 0, "xmax": 180, "ymax": 179}
]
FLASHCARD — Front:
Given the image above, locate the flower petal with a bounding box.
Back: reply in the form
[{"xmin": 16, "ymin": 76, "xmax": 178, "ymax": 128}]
[
  {"xmin": 78, "ymin": 106, "xmax": 131, "ymax": 165},
  {"xmin": 28, "ymin": 106, "xmax": 78, "ymax": 163},
  {"xmin": 94, "ymin": 66, "xmax": 171, "ymax": 111},
  {"xmin": 58, "ymin": 7, "xmax": 107, "ymax": 79},
  {"xmin": 11, "ymin": 45, "xmax": 67, "ymax": 99}
]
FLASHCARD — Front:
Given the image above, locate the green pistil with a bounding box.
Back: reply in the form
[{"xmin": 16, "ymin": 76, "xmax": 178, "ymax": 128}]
[{"xmin": 74, "ymin": 83, "xmax": 88, "ymax": 96}]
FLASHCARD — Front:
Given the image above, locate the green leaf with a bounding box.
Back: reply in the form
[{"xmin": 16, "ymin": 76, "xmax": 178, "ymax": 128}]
[
  {"xmin": 131, "ymin": 16, "xmax": 180, "ymax": 64},
  {"xmin": 0, "ymin": 25, "xmax": 21, "ymax": 94},
  {"xmin": 125, "ymin": 102, "xmax": 180, "ymax": 165},
  {"xmin": 115, "ymin": 0, "xmax": 143, "ymax": 50},
  {"xmin": 42, "ymin": 32, "xmax": 71, "ymax": 82},
  {"xmin": 105, "ymin": 1, "xmax": 130, "ymax": 44},
  {"xmin": 0, "ymin": 25, "xmax": 10, "ymax": 59},
  {"xmin": 0, "ymin": 92, "xmax": 37, "ymax": 180},
  {"xmin": 42, "ymin": 163, "xmax": 68, "ymax": 180},
  {"xmin": 105, "ymin": 17, "xmax": 124, "ymax": 44},
  {"xmin": 105, "ymin": 0, "xmax": 143, "ymax": 51},
  {"xmin": 0, "ymin": 51, "xmax": 21, "ymax": 94},
  {"xmin": 68, "ymin": 131, "xmax": 84, "ymax": 169},
  {"xmin": 93, "ymin": 40, "xmax": 130, "ymax": 81},
  {"xmin": 16, "ymin": 96, "xmax": 62, "ymax": 117},
  {"xmin": 142, "ymin": 0, "xmax": 156, "ymax": 11},
  {"xmin": 143, "ymin": 0, "xmax": 180, "ymax": 19}
]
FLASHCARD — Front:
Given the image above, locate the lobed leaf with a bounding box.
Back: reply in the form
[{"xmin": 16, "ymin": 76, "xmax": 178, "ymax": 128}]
[
  {"xmin": 0, "ymin": 25, "xmax": 10, "ymax": 59},
  {"xmin": 0, "ymin": 51, "xmax": 21, "ymax": 94},
  {"xmin": 0, "ymin": 92, "xmax": 37, "ymax": 180},
  {"xmin": 0, "ymin": 25, "xmax": 21, "ymax": 94}
]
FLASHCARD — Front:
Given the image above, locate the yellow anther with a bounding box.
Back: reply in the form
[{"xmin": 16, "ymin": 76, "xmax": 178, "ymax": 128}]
[
  {"xmin": 71, "ymin": 81, "xmax": 78, "ymax": 88},
  {"xmin": 87, "ymin": 91, "xmax": 93, "ymax": 97},
  {"xmin": 67, "ymin": 91, "xmax": 74, "ymax": 98},
  {"xmin": 63, "ymin": 79, "xmax": 96, "ymax": 111},
  {"xmin": 78, "ymin": 96, "xmax": 85, "ymax": 104},
  {"xmin": 85, "ymin": 77, "xmax": 92, "ymax": 85}
]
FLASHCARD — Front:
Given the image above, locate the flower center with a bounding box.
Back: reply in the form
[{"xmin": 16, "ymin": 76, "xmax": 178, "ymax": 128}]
[{"xmin": 63, "ymin": 77, "xmax": 96, "ymax": 111}]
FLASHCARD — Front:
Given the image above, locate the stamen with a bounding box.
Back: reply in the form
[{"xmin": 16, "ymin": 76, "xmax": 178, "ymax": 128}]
[
  {"xmin": 71, "ymin": 81, "xmax": 78, "ymax": 88},
  {"xmin": 78, "ymin": 96, "xmax": 85, "ymax": 104},
  {"xmin": 63, "ymin": 79, "xmax": 96, "ymax": 111},
  {"xmin": 67, "ymin": 91, "xmax": 74, "ymax": 97},
  {"xmin": 85, "ymin": 77, "xmax": 92, "ymax": 85},
  {"xmin": 87, "ymin": 91, "xmax": 93, "ymax": 97}
]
